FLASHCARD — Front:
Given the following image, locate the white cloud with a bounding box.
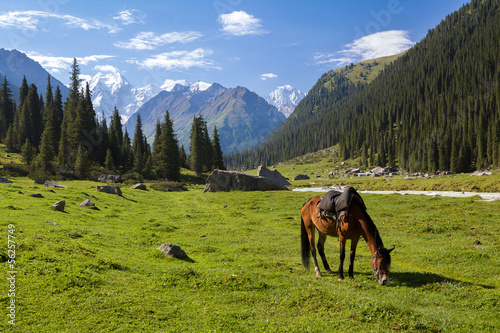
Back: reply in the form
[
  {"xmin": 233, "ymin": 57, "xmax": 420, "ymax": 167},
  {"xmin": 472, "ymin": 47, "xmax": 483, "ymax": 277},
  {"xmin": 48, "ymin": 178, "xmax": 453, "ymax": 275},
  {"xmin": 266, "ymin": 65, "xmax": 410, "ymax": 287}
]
[
  {"xmin": 314, "ymin": 30, "xmax": 414, "ymax": 67},
  {"xmin": 260, "ymin": 73, "xmax": 278, "ymax": 80},
  {"xmin": 113, "ymin": 9, "xmax": 145, "ymax": 25},
  {"xmin": 0, "ymin": 10, "xmax": 119, "ymax": 33},
  {"xmin": 218, "ymin": 11, "xmax": 267, "ymax": 36},
  {"xmin": 27, "ymin": 52, "xmax": 115, "ymax": 73},
  {"xmin": 114, "ymin": 31, "xmax": 202, "ymax": 50},
  {"xmin": 94, "ymin": 65, "xmax": 119, "ymax": 73},
  {"xmin": 135, "ymin": 48, "xmax": 219, "ymax": 71}
]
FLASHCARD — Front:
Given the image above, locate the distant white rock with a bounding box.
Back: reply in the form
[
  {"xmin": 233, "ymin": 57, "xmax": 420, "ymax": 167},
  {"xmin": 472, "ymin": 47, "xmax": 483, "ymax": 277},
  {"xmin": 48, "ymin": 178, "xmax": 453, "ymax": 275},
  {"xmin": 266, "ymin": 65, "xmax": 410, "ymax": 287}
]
[{"xmin": 267, "ymin": 85, "xmax": 306, "ymax": 118}]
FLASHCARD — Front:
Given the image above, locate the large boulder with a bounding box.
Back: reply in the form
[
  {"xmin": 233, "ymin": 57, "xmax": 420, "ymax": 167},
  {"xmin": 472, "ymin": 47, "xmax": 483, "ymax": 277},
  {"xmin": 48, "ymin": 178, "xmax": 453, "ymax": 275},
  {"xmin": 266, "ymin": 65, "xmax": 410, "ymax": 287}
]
[
  {"xmin": 98, "ymin": 174, "xmax": 122, "ymax": 183},
  {"xmin": 79, "ymin": 199, "xmax": 96, "ymax": 207},
  {"xmin": 157, "ymin": 244, "xmax": 188, "ymax": 259},
  {"xmin": 53, "ymin": 200, "xmax": 65, "ymax": 212},
  {"xmin": 293, "ymin": 174, "xmax": 310, "ymax": 181},
  {"xmin": 257, "ymin": 165, "xmax": 291, "ymax": 186},
  {"xmin": 97, "ymin": 185, "xmax": 122, "ymax": 196},
  {"xmin": 0, "ymin": 177, "xmax": 13, "ymax": 183},
  {"xmin": 204, "ymin": 170, "xmax": 289, "ymax": 192},
  {"xmin": 44, "ymin": 180, "xmax": 67, "ymax": 188}
]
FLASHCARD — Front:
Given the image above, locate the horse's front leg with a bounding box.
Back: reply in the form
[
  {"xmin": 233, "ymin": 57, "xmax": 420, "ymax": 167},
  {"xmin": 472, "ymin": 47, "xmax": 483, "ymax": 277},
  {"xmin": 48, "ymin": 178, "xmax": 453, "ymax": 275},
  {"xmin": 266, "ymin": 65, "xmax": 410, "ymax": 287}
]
[
  {"xmin": 348, "ymin": 236, "xmax": 360, "ymax": 279},
  {"xmin": 317, "ymin": 232, "xmax": 333, "ymax": 274},
  {"xmin": 338, "ymin": 236, "xmax": 346, "ymax": 281}
]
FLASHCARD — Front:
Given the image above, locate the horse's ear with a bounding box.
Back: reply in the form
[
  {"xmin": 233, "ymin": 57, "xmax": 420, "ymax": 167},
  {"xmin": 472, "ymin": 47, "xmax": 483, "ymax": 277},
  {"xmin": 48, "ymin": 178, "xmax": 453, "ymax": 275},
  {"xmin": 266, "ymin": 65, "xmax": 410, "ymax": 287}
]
[{"xmin": 387, "ymin": 246, "xmax": 395, "ymax": 253}]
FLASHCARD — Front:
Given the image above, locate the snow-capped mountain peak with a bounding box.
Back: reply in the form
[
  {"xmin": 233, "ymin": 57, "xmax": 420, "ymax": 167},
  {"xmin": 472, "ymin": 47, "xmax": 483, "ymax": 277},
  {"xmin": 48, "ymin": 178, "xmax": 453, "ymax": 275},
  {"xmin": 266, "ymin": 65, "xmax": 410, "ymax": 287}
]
[
  {"xmin": 161, "ymin": 79, "xmax": 190, "ymax": 91},
  {"xmin": 190, "ymin": 81, "xmax": 212, "ymax": 92},
  {"xmin": 267, "ymin": 85, "xmax": 306, "ymax": 118},
  {"xmin": 88, "ymin": 72, "xmax": 161, "ymax": 123}
]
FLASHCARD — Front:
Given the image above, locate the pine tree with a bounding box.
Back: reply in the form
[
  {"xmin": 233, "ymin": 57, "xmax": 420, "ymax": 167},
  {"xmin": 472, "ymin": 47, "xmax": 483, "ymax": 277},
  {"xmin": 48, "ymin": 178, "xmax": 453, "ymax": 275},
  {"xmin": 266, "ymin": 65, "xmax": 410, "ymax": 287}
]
[
  {"xmin": 37, "ymin": 125, "xmax": 55, "ymax": 174},
  {"xmin": 21, "ymin": 138, "xmax": 36, "ymax": 165},
  {"xmin": 121, "ymin": 129, "xmax": 133, "ymax": 171},
  {"xmin": 4, "ymin": 125, "xmax": 15, "ymax": 152},
  {"xmin": 179, "ymin": 145, "xmax": 188, "ymax": 169},
  {"xmin": 155, "ymin": 111, "xmax": 180, "ymax": 181},
  {"xmin": 132, "ymin": 114, "xmax": 148, "ymax": 173},
  {"xmin": 211, "ymin": 126, "xmax": 225, "ymax": 170},
  {"xmin": 75, "ymin": 145, "xmax": 89, "ymax": 179},
  {"xmin": 152, "ymin": 119, "xmax": 162, "ymax": 168},
  {"xmin": 202, "ymin": 121, "xmax": 213, "ymax": 172},
  {"xmin": 104, "ymin": 149, "xmax": 114, "ymax": 171},
  {"xmin": 0, "ymin": 76, "xmax": 15, "ymax": 140},
  {"xmin": 109, "ymin": 107, "xmax": 123, "ymax": 165},
  {"xmin": 189, "ymin": 115, "xmax": 204, "ymax": 175}
]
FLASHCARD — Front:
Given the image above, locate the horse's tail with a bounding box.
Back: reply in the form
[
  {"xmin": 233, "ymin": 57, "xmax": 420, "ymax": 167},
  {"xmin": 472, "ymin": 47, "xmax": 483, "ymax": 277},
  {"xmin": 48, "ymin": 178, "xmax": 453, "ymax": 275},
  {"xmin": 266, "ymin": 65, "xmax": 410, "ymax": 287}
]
[{"xmin": 301, "ymin": 215, "xmax": 310, "ymax": 269}]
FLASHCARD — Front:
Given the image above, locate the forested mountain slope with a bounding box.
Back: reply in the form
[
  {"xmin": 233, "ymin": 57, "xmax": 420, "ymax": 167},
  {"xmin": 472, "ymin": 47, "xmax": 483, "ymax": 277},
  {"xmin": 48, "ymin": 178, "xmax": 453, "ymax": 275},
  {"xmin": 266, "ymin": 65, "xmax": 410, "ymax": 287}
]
[{"xmin": 226, "ymin": 0, "xmax": 500, "ymax": 172}]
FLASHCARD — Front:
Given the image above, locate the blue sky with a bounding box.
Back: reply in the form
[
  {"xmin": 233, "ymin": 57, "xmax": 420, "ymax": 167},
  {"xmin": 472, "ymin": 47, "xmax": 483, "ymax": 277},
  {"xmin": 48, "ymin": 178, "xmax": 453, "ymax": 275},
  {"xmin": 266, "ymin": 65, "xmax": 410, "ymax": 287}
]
[{"xmin": 0, "ymin": 0, "xmax": 467, "ymax": 97}]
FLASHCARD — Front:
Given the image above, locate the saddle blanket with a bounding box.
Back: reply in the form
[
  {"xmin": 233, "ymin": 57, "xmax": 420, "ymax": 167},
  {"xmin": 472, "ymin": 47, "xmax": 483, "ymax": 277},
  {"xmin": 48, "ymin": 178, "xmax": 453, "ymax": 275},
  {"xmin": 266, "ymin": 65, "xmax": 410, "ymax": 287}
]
[{"xmin": 317, "ymin": 186, "xmax": 366, "ymax": 215}]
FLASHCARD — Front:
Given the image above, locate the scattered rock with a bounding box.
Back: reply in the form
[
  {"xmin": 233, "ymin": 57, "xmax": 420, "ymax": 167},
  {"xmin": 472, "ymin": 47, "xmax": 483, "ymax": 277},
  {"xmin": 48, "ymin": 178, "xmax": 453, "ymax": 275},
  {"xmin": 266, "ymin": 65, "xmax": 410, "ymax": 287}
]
[
  {"xmin": 158, "ymin": 243, "xmax": 188, "ymax": 259},
  {"xmin": 9, "ymin": 161, "xmax": 15, "ymax": 164},
  {"xmin": 482, "ymin": 197, "xmax": 500, "ymax": 202},
  {"xmin": 404, "ymin": 176, "xmax": 416, "ymax": 180},
  {"xmin": 130, "ymin": 183, "xmax": 147, "ymax": 190},
  {"xmin": 30, "ymin": 193, "xmax": 44, "ymax": 198},
  {"xmin": 204, "ymin": 170, "xmax": 289, "ymax": 192},
  {"xmin": 0, "ymin": 177, "xmax": 13, "ymax": 183},
  {"xmin": 97, "ymin": 185, "xmax": 122, "ymax": 196},
  {"xmin": 29, "ymin": 186, "xmax": 39, "ymax": 189},
  {"xmin": 257, "ymin": 165, "xmax": 291, "ymax": 186},
  {"xmin": 293, "ymin": 174, "xmax": 310, "ymax": 181},
  {"xmin": 17, "ymin": 191, "xmax": 23, "ymax": 194},
  {"xmin": 35, "ymin": 178, "xmax": 51, "ymax": 184},
  {"xmin": 45, "ymin": 221, "xmax": 59, "ymax": 226},
  {"xmin": 47, "ymin": 189, "xmax": 55, "ymax": 193},
  {"xmin": 53, "ymin": 201, "xmax": 65, "ymax": 212},
  {"xmin": 79, "ymin": 199, "xmax": 96, "ymax": 207},
  {"xmin": 98, "ymin": 174, "xmax": 122, "ymax": 183},
  {"xmin": 471, "ymin": 170, "xmax": 492, "ymax": 176},
  {"xmin": 44, "ymin": 180, "xmax": 67, "ymax": 188},
  {"xmin": 473, "ymin": 240, "xmax": 482, "ymax": 245}
]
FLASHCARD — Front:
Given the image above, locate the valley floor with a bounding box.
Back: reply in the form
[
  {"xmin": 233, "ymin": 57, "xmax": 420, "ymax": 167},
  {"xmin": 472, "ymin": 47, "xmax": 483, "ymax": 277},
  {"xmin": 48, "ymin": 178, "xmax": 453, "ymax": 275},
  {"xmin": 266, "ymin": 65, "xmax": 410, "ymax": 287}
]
[{"xmin": 0, "ymin": 178, "xmax": 499, "ymax": 332}]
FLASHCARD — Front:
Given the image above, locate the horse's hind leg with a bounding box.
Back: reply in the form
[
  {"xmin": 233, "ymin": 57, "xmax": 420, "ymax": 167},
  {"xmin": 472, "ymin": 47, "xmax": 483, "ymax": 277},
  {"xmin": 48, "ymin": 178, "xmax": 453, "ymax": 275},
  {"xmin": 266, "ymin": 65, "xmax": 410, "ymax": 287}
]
[
  {"xmin": 338, "ymin": 236, "xmax": 346, "ymax": 281},
  {"xmin": 317, "ymin": 232, "xmax": 333, "ymax": 274}
]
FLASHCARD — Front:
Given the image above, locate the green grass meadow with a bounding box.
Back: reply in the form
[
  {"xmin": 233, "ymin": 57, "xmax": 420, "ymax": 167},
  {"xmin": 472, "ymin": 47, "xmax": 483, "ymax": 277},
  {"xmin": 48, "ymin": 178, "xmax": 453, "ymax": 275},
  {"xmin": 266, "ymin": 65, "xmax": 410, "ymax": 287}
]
[{"xmin": 1, "ymin": 178, "xmax": 499, "ymax": 332}]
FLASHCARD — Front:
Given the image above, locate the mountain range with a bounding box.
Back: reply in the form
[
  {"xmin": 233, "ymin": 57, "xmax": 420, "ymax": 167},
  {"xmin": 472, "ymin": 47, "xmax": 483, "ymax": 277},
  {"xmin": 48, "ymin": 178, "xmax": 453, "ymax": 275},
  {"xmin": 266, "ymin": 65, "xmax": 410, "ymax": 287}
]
[
  {"xmin": 125, "ymin": 82, "xmax": 286, "ymax": 153},
  {"xmin": 0, "ymin": 48, "xmax": 69, "ymax": 102}
]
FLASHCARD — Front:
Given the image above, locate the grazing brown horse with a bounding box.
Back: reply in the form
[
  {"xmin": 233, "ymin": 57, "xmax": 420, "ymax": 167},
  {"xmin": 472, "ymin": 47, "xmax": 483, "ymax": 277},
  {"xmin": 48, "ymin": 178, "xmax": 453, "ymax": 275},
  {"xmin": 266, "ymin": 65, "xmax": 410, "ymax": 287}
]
[{"xmin": 301, "ymin": 195, "xmax": 394, "ymax": 285}]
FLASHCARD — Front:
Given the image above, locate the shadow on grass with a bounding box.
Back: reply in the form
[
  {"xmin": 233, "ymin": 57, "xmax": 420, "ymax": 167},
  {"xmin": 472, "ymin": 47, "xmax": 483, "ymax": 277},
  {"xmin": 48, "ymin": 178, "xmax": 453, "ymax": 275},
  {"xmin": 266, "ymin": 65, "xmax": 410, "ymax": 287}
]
[{"xmin": 390, "ymin": 271, "xmax": 495, "ymax": 289}]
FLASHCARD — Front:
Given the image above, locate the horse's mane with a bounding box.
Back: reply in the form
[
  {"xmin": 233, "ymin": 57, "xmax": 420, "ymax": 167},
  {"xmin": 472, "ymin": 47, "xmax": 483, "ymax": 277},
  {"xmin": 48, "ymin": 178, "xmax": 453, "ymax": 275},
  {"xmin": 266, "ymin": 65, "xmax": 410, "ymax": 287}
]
[{"xmin": 352, "ymin": 197, "xmax": 384, "ymax": 249}]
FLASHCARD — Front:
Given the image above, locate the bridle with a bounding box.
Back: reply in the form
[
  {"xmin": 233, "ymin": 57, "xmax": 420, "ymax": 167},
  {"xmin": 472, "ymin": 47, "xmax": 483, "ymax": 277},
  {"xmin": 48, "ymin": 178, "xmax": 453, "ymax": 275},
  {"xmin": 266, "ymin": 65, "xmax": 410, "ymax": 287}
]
[{"xmin": 372, "ymin": 251, "xmax": 390, "ymax": 276}]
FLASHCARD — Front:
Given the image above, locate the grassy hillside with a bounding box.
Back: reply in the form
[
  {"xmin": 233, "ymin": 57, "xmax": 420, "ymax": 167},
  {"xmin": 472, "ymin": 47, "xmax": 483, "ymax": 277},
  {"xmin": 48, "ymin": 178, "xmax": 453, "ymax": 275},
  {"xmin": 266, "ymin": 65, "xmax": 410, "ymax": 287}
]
[
  {"xmin": 0, "ymin": 177, "xmax": 499, "ymax": 332},
  {"xmin": 323, "ymin": 52, "xmax": 403, "ymax": 89}
]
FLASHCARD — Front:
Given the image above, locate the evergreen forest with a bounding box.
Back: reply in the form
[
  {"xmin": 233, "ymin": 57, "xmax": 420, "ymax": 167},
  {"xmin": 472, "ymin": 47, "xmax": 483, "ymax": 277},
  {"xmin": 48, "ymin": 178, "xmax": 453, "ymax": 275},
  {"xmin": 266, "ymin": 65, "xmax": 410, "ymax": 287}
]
[{"xmin": 226, "ymin": 0, "xmax": 500, "ymax": 173}]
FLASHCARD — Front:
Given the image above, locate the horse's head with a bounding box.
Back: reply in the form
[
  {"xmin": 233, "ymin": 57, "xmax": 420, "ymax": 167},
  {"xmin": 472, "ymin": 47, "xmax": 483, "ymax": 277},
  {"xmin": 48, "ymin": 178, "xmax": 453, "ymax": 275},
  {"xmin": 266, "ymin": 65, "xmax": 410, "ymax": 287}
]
[{"xmin": 371, "ymin": 246, "xmax": 394, "ymax": 285}]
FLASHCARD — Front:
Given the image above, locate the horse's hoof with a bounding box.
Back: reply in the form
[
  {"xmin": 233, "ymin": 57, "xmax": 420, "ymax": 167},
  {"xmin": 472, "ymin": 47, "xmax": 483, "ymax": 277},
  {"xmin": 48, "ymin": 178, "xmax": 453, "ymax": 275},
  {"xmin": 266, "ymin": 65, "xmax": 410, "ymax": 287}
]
[
  {"xmin": 315, "ymin": 268, "xmax": 322, "ymax": 277},
  {"xmin": 326, "ymin": 270, "xmax": 334, "ymax": 274},
  {"xmin": 349, "ymin": 276, "xmax": 354, "ymax": 280},
  {"xmin": 338, "ymin": 277, "xmax": 344, "ymax": 281}
]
